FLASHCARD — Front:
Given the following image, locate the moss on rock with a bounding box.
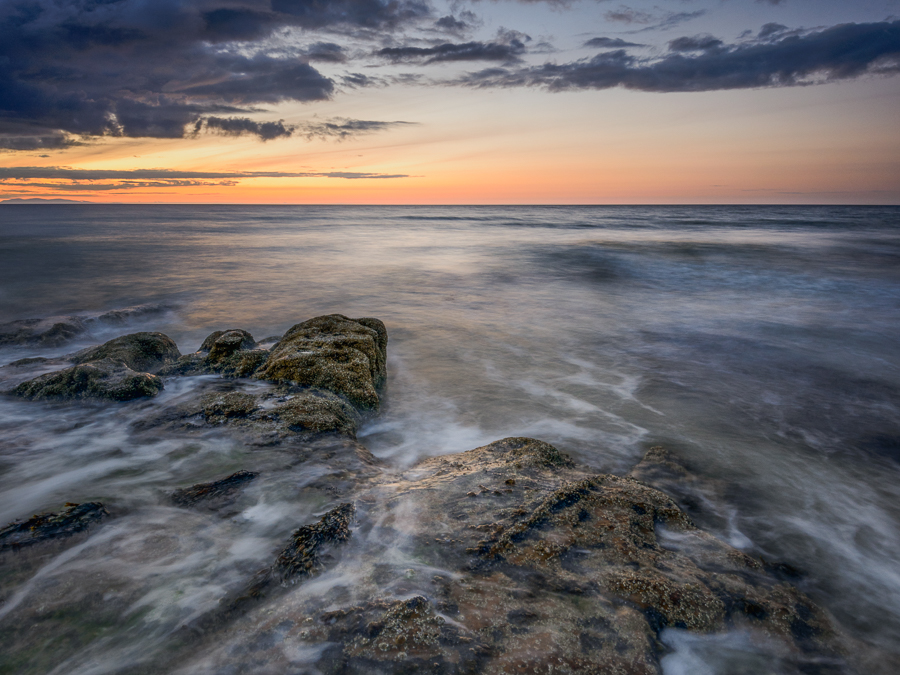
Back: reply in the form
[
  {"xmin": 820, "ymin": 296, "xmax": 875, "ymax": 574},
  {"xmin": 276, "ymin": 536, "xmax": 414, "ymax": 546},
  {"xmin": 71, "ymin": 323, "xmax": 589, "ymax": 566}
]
[
  {"xmin": 255, "ymin": 314, "xmax": 387, "ymax": 410},
  {"xmin": 71, "ymin": 332, "xmax": 180, "ymax": 373},
  {"xmin": 13, "ymin": 359, "xmax": 164, "ymax": 400}
]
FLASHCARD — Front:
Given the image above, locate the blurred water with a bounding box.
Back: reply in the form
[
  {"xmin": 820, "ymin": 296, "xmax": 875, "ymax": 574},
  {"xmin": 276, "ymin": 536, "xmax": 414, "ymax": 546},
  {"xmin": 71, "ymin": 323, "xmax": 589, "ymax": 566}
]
[{"xmin": 0, "ymin": 204, "xmax": 899, "ymax": 672}]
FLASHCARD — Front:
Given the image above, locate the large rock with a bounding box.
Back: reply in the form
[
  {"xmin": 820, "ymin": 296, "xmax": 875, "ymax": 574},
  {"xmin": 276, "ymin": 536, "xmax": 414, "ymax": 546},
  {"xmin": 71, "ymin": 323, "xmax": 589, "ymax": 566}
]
[
  {"xmin": 255, "ymin": 315, "xmax": 387, "ymax": 410},
  {"xmin": 71, "ymin": 331, "xmax": 180, "ymax": 373},
  {"xmin": 12, "ymin": 359, "xmax": 165, "ymax": 401},
  {"xmin": 11, "ymin": 332, "xmax": 179, "ymax": 400},
  {"xmin": 215, "ymin": 439, "xmax": 845, "ymax": 675}
]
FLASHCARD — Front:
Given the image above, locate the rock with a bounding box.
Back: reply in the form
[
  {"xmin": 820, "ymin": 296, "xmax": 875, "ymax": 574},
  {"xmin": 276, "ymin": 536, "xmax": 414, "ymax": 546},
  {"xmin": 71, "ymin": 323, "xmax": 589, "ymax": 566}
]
[
  {"xmin": 199, "ymin": 503, "xmax": 357, "ymax": 629},
  {"xmin": 0, "ymin": 502, "xmax": 108, "ymax": 551},
  {"xmin": 197, "ymin": 388, "xmax": 361, "ymax": 438},
  {"xmin": 285, "ymin": 438, "xmax": 846, "ymax": 674},
  {"xmin": 273, "ymin": 502, "xmax": 355, "ymax": 581},
  {"xmin": 172, "ymin": 470, "xmax": 258, "ymax": 507},
  {"xmin": 267, "ymin": 389, "xmax": 361, "ymax": 438},
  {"xmin": 200, "ymin": 328, "xmax": 256, "ymax": 356},
  {"xmin": 12, "ymin": 359, "xmax": 164, "ymax": 400},
  {"xmin": 159, "ymin": 329, "xmax": 267, "ymax": 377},
  {"xmin": 10, "ymin": 331, "xmax": 179, "ymax": 399},
  {"xmin": 0, "ymin": 317, "xmax": 86, "ymax": 347},
  {"xmin": 255, "ymin": 315, "xmax": 387, "ymax": 410},
  {"xmin": 200, "ymin": 391, "xmax": 259, "ymax": 422},
  {"xmin": 70, "ymin": 331, "xmax": 180, "ymax": 373}
]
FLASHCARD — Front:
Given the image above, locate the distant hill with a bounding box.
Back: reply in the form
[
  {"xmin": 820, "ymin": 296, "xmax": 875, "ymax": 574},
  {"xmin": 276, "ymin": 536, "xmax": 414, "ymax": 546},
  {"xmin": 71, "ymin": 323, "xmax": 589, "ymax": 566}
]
[{"xmin": 0, "ymin": 197, "xmax": 90, "ymax": 204}]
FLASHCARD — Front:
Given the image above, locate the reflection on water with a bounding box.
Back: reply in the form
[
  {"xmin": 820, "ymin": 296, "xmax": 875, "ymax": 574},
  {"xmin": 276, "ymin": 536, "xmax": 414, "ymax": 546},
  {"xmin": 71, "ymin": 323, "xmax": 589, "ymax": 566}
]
[{"xmin": 1, "ymin": 205, "xmax": 899, "ymax": 672}]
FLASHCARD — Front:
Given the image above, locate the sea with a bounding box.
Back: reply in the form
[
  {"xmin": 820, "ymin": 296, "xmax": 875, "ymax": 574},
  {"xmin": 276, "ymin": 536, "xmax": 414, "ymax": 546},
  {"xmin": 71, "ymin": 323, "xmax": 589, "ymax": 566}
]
[{"xmin": 0, "ymin": 204, "xmax": 898, "ymax": 673}]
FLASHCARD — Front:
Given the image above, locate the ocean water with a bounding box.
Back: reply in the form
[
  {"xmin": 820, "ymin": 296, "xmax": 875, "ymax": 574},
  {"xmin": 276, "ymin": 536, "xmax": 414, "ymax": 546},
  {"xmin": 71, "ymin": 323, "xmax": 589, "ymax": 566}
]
[{"xmin": 0, "ymin": 204, "xmax": 898, "ymax": 673}]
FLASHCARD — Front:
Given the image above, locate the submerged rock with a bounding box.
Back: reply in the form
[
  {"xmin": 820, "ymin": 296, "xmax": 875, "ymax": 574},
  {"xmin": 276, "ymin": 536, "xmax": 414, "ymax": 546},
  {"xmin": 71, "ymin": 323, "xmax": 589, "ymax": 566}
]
[
  {"xmin": 0, "ymin": 304, "xmax": 167, "ymax": 347},
  {"xmin": 171, "ymin": 470, "xmax": 259, "ymax": 507},
  {"xmin": 0, "ymin": 502, "xmax": 108, "ymax": 551},
  {"xmin": 273, "ymin": 502, "xmax": 355, "ymax": 581},
  {"xmin": 255, "ymin": 315, "xmax": 388, "ymax": 410}
]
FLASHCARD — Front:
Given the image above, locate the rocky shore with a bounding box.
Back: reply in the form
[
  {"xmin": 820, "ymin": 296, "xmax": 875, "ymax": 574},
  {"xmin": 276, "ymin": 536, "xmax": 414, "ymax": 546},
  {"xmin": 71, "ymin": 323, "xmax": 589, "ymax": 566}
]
[{"xmin": 0, "ymin": 314, "xmax": 854, "ymax": 674}]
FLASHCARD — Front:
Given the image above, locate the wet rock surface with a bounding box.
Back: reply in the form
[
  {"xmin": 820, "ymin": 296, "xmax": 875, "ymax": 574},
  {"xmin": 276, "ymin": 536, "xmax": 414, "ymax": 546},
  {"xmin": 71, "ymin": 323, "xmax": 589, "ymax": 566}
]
[
  {"xmin": 171, "ymin": 470, "xmax": 259, "ymax": 507},
  {"xmin": 0, "ymin": 502, "xmax": 108, "ymax": 551}
]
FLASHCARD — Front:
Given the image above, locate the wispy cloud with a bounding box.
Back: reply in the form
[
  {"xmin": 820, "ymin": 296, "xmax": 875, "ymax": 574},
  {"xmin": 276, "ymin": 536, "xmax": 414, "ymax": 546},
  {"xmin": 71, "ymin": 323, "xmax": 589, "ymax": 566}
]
[
  {"xmin": 297, "ymin": 118, "xmax": 417, "ymax": 140},
  {"xmin": 0, "ymin": 166, "xmax": 410, "ymax": 193}
]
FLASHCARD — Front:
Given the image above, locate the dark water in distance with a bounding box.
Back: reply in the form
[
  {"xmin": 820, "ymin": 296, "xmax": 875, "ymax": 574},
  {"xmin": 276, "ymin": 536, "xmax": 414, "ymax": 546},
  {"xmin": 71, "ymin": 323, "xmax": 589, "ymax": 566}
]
[{"xmin": 1, "ymin": 205, "xmax": 899, "ymax": 673}]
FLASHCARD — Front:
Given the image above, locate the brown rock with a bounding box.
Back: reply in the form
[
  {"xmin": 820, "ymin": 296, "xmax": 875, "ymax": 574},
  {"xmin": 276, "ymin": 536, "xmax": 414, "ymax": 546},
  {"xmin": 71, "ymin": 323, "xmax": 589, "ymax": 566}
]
[{"xmin": 255, "ymin": 315, "xmax": 387, "ymax": 410}]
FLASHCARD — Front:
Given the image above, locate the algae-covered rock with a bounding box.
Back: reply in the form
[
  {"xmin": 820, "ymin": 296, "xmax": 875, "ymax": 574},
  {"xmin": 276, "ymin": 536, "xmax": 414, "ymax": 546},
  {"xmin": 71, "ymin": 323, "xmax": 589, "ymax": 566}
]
[
  {"xmin": 274, "ymin": 502, "xmax": 355, "ymax": 581},
  {"xmin": 172, "ymin": 470, "xmax": 258, "ymax": 507},
  {"xmin": 71, "ymin": 331, "xmax": 180, "ymax": 373},
  {"xmin": 0, "ymin": 502, "xmax": 108, "ymax": 551},
  {"xmin": 196, "ymin": 387, "xmax": 361, "ymax": 438},
  {"xmin": 200, "ymin": 391, "xmax": 259, "ymax": 422},
  {"xmin": 13, "ymin": 359, "xmax": 164, "ymax": 400},
  {"xmin": 333, "ymin": 438, "xmax": 845, "ymax": 672},
  {"xmin": 255, "ymin": 315, "xmax": 387, "ymax": 410},
  {"xmin": 268, "ymin": 389, "xmax": 361, "ymax": 437},
  {"xmin": 159, "ymin": 329, "xmax": 267, "ymax": 377}
]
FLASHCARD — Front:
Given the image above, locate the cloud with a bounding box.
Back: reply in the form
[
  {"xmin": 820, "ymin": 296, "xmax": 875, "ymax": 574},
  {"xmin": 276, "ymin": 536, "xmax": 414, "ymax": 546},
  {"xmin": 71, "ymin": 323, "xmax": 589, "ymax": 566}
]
[
  {"xmin": 377, "ymin": 29, "xmax": 530, "ymax": 64},
  {"xmin": 604, "ymin": 7, "xmax": 707, "ymax": 33},
  {"xmin": 198, "ymin": 117, "xmax": 295, "ymax": 141},
  {"xmin": 302, "ymin": 42, "xmax": 349, "ymax": 63},
  {"xmin": 0, "ymin": 133, "xmax": 83, "ymax": 151},
  {"xmin": 758, "ymin": 23, "xmax": 789, "ymax": 39},
  {"xmin": 434, "ymin": 11, "xmax": 480, "ymax": 35},
  {"xmin": 668, "ymin": 35, "xmax": 724, "ymax": 52},
  {"xmin": 584, "ymin": 37, "xmax": 643, "ymax": 49},
  {"xmin": 0, "ymin": 166, "xmax": 410, "ymax": 193},
  {"xmin": 456, "ymin": 20, "xmax": 900, "ymax": 93},
  {"xmin": 0, "ymin": 0, "xmax": 431, "ymax": 148},
  {"xmin": 297, "ymin": 118, "xmax": 416, "ymax": 140}
]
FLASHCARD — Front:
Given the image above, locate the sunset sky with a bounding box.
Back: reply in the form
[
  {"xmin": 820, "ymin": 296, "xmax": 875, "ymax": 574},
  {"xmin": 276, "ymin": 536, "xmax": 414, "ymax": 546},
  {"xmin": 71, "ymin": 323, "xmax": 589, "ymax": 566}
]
[{"xmin": 1, "ymin": 0, "xmax": 898, "ymax": 204}]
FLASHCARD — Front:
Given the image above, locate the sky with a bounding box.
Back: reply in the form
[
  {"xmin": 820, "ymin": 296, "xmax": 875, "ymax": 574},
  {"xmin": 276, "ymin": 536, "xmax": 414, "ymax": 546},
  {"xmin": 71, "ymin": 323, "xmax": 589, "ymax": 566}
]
[{"xmin": 0, "ymin": 0, "xmax": 898, "ymax": 204}]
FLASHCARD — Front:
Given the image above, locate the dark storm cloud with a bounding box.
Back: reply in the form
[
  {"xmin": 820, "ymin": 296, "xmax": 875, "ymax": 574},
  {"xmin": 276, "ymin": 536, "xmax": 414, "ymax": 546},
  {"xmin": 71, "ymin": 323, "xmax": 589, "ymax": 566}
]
[
  {"xmin": 0, "ymin": 0, "xmax": 430, "ymax": 148},
  {"xmin": 198, "ymin": 117, "xmax": 296, "ymax": 141},
  {"xmin": 0, "ymin": 133, "xmax": 82, "ymax": 152},
  {"xmin": 377, "ymin": 30, "xmax": 530, "ymax": 64},
  {"xmin": 456, "ymin": 20, "xmax": 900, "ymax": 93},
  {"xmin": 584, "ymin": 37, "xmax": 643, "ymax": 49},
  {"xmin": 191, "ymin": 115, "xmax": 410, "ymax": 140},
  {"xmin": 668, "ymin": 35, "xmax": 724, "ymax": 52},
  {"xmin": 302, "ymin": 42, "xmax": 349, "ymax": 63},
  {"xmin": 297, "ymin": 118, "xmax": 416, "ymax": 139}
]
